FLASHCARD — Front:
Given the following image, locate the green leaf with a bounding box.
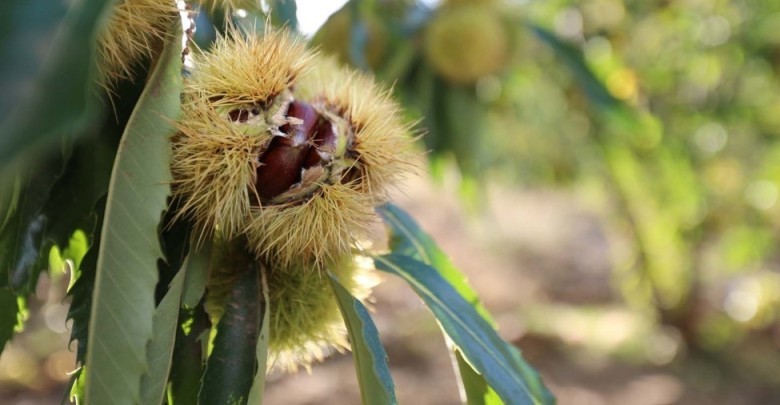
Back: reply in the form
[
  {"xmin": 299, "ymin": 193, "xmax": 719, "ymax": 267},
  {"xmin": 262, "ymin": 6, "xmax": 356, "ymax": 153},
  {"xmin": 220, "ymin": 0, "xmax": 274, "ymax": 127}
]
[
  {"xmin": 270, "ymin": 0, "xmax": 298, "ymax": 31},
  {"xmin": 65, "ymin": 198, "xmax": 105, "ymax": 369},
  {"xmin": 0, "ymin": 0, "xmax": 110, "ymax": 166},
  {"xmin": 246, "ymin": 271, "xmax": 270, "ymax": 405},
  {"xmin": 329, "ymin": 273, "xmax": 397, "ymax": 405},
  {"xmin": 441, "ymin": 84, "xmax": 487, "ymax": 180},
  {"xmin": 85, "ymin": 21, "xmax": 182, "ymax": 404},
  {"xmin": 140, "ymin": 267, "xmax": 187, "ymax": 405},
  {"xmin": 0, "ymin": 288, "xmax": 19, "ymax": 352},
  {"xmin": 379, "ymin": 203, "xmax": 501, "ymax": 403},
  {"xmin": 64, "ymin": 366, "xmax": 87, "ymax": 405},
  {"xmin": 375, "ymin": 254, "xmax": 553, "ymax": 405},
  {"xmin": 169, "ymin": 304, "xmax": 209, "ymax": 405},
  {"xmin": 42, "ymin": 132, "xmax": 117, "ymax": 250},
  {"xmin": 378, "ymin": 203, "xmax": 492, "ymax": 322},
  {"xmin": 345, "ymin": 0, "xmax": 372, "ymax": 72},
  {"xmin": 182, "ymin": 243, "xmax": 212, "ymax": 310},
  {"xmin": 529, "ymin": 25, "xmax": 619, "ymax": 111},
  {"xmin": 0, "ymin": 151, "xmax": 68, "ymax": 291},
  {"xmin": 0, "ymin": 130, "xmax": 114, "ymax": 295},
  {"xmin": 456, "ymin": 350, "xmax": 502, "ymax": 405},
  {"xmin": 199, "ymin": 252, "xmax": 261, "ymax": 405}
]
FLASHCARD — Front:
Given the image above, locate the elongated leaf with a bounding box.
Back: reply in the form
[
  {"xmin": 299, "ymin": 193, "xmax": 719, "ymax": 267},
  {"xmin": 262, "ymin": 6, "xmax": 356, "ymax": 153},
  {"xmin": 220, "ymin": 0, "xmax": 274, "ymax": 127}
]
[
  {"xmin": 379, "ymin": 203, "xmax": 500, "ymax": 404},
  {"xmin": 65, "ymin": 366, "xmax": 87, "ymax": 405},
  {"xmin": 0, "ymin": 0, "xmax": 109, "ymax": 165},
  {"xmin": 375, "ymin": 254, "xmax": 552, "ymax": 405},
  {"xmin": 85, "ymin": 22, "xmax": 182, "ymax": 404},
  {"xmin": 529, "ymin": 25, "xmax": 619, "ymax": 111},
  {"xmin": 247, "ymin": 271, "xmax": 270, "ymax": 405},
  {"xmin": 182, "ymin": 242, "xmax": 212, "ymax": 309},
  {"xmin": 378, "ymin": 204, "xmax": 492, "ymax": 321},
  {"xmin": 329, "ymin": 273, "xmax": 397, "ymax": 405},
  {"xmin": 65, "ymin": 197, "xmax": 106, "ymax": 371},
  {"xmin": 199, "ymin": 257, "xmax": 261, "ymax": 405},
  {"xmin": 441, "ymin": 84, "xmax": 487, "ymax": 180},
  {"xmin": 140, "ymin": 267, "xmax": 187, "ymax": 405},
  {"xmin": 455, "ymin": 350, "xmax": 502, "ymax": 405},
  {"xmin": 169, "ymin": 304, "xmax": 209, "ymax": 405}
]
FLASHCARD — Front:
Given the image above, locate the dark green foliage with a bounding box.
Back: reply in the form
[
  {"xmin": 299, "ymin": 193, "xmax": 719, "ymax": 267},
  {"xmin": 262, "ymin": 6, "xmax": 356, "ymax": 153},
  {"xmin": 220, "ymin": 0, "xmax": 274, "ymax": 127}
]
[
  {"xmin": 0, "ymin": 0, "xmax": 111, "ymax": 165},
  {"xmin": 65, "ymin": 197, "xmax": 104, "ymax": 364},
  {"xmin": 0, "ymin": 289, "xmax": 19, "ymax": 351},
  {"xmin": 169, "ymin": 304, "xmax": 210, "ymax": 405},
  {"xmin": 0, "ymin": 160, "xmax": 61, "ymax": 292},
  {"xmin": 199, "ymin": 251, "xmax": 263, "ymax": 405}
]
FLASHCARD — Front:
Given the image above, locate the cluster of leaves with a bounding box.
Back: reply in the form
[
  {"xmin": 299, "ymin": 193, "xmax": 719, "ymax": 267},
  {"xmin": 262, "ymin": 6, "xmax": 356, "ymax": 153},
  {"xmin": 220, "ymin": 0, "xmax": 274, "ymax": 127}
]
[
  {"xmin": 0, "ymin": 1, "xmax": 553, "ymax": 404},
  {"xmin": 323, "ymin": 0, "xmax": 780, "ymax": 350}
]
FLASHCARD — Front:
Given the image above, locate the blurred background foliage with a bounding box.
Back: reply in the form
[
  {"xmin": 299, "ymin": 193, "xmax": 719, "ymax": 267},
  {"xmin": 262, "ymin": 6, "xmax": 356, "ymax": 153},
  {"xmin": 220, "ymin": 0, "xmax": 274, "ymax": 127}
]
[
  {"xmin": 3, "ymin": 0, "xmax": 780, "ymax": 403},
  {"xmin": 307, "ymin": 0, "xmax": 780, "ymax": 400},
  {"xmin": 311, "ymin": 0, "xmax": 780, "ymax": 353}
]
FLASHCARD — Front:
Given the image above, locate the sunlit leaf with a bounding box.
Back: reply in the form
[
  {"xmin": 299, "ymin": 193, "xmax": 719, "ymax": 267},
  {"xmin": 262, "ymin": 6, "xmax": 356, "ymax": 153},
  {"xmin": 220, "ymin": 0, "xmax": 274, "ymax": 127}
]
[
  {"xmin": 85, "ymin": 21, "xmax": 182, "ymax": 404},
  {"xmin": 379, "ymin": 203, "xmax": 500, "ymax": 404},
  {"xmin": 140, "ymin": 266, "xmax": 187, "ymax": 405},
  {"xmin": 376, "ymin": 254, "xmax": 553, "ymax": 405},
  {"xmin": 329, "ymin": 273, "xmax": 397, "ymax": 405},
  {"xmin": 65, "ymin": 366, "xmax": 86, "ymax": 405},
  {"xmin": 378, "ymin": 203, "xmax": 492, "ymax": 321},
  {"xmin": 456, "ymin": 350, "xmax": 503, "ymax": 405}
]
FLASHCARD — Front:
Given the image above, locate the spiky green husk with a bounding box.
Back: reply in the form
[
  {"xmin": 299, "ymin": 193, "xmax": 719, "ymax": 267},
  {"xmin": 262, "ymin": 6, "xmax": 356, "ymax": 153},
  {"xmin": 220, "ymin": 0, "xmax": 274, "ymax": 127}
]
[
  {"xmin": 187, "ymin": 27, "xmax": 311, "ymax": 107},
  {"xmin": 424, "ymin": 3, "xmax": 509, "ymax": 84},
  {"xmin": 203, "ymin": 242, "xmax": 377, "ymax": 372},
  {"xmin": 294, "ymin": 57, "xmax": 417, "ymax": 197},
  {"xmin": 172, "ymin": 100, "xmax": 271, "ymax": 241},
  {"xmin": 172, "ymin": 28, "xmax": 415, "ymax": 373},
  {"xmin": 267, "ymin": 256, "xmax": 376, "ymax": 372},
  {"xmin": 96, "ymin": 0, "xmax": 178, "ymax": 87},
  {"xmin": 245, "ymin": 56, "xmax": 417, "ymax": 268},
  {"xmin": 246, "ymin": 182, "xmax": 377, "ymax": 268},
  {"xmin": 171, "ymin": 28, "xmax": 312, "ymax": 242}
]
